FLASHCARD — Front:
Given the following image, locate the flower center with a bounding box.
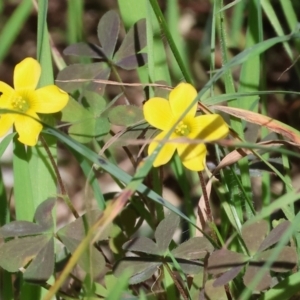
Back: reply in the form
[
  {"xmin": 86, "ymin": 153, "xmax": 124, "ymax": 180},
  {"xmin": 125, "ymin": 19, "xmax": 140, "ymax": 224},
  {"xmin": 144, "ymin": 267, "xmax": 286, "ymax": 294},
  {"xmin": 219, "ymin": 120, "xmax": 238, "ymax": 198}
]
[
  {"xmin": 11, "ymin": 96, "xmax": 30, "ymax": 112},
  {"xmin": 175, "ymin": 121, "xmax": 191, "ymax": 136}
]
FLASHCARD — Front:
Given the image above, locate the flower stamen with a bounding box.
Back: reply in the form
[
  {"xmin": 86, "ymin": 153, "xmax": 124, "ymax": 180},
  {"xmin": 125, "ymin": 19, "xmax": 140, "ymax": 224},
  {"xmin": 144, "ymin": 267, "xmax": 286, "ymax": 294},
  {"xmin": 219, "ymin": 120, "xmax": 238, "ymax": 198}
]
[
  {"xmin": 11, "ymin": 96, "xmax": 29, "ymax": 112},
  {"xmin": 175, "ymin": 121, "xmax": 190, "ymax": 136}
]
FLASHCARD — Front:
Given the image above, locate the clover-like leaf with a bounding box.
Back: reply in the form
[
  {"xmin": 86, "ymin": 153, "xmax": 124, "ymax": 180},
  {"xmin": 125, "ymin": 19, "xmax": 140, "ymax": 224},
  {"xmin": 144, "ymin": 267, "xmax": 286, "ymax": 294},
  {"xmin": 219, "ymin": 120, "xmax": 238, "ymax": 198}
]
[
  {"xmin": 114, "ymin": 257, "xmax": 161, "ymax": 284},
  {"xmin": 207, "ymin": 249, "xmax": 249, "ymax": 275},
  {"xmin": 56, "ymin": 62, "xmax": 111, "ymax": 95},
  {"xmin": 97, "ymin": 10, "xmax": 120, "ymax": 59},
  {"xmin": 243, "ymin": 265, "xmax": 272, "ymax": 291},
  {"xmin": 241, "ymin": 220, "xmax": 269, "ymax": 254},
  {"xmin": 255, "ymin": 246, "xmax": 297, "ymax": 273},
  {"xmin": 175, "ymin": 258, "xmax": 203, "ymax": 274},
  {"xmin": 57, "ymin": 210, "xmax": 107, "ymax": 277},
  {"xmin": 122, "ymin": 237, "xmax": 159, "ymax": 255},
  {"xmin": 155, "ymin": 213, "xmax": 180, "ymax": 254},
  {"xmin": 0, "ymin": 235, "xmax": 53, "ymax": 276},
  {"xmin": 0, "ymin": 199, "xmax": 56, "ymax": 282},
  {"xmin": 34, "ymin": 198, "xmax": 56, "ymax": 230},
  {"xmin": 171, "ymin": 237, "xmax": 213, "ymax": 260},
  {"xmin": 63, "ymin": 42, "xmax": 106, "ymax": 59},
  {"xmin": 111, "ymin": 122, "xmax": 157, "ymax": 147},
  {"xmin": 0, "ymin": 198, "xmax": 55, "ymax": 238},
  {"xmin": 113, "ymin": 19, "xmax": 147, "ymax": 70},
  {"xmin": 257, "ymin": 220, "xmax": 291, "ymax": 252},
  {"xmin": 205, "ymin": 279, "xmax": 227, "ymax": 300},
  {"xmin": 23, "ymin": 238, "xmax": 54, "ymax": 282},
  {"xmin": 108, "ymin": 105, "xmax": 144, "ymax": 127},
  {"xmin": 61, "ymin": 97, "xmax": 110, "ymax": 143}
]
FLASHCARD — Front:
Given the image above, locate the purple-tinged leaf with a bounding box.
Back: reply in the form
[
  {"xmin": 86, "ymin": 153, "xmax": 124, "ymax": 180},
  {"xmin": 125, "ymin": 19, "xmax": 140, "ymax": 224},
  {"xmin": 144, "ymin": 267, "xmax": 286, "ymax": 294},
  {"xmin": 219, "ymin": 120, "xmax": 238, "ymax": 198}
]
[
  {"xmin": 97, "ymin": 10, "xmax": 120, "ymax": 59},
  {"xmin": 242, "ymin": 220, "xmax": 268, "ymax": 254},
  {"xmin": 0, "ymin": 235, "xmax": 51, "ymax": 272},
  {"xmin": 114, "ymin": 53, "xmax": 147, "ymax": 70},
  {"xmin": 258, "ymin": 220, "xmax": 291, "ymax": 252},
  {"xmin": 155, "ymin": 213, "xmax": 180, "ymax": 254},
  {"xmin": 243, "ymin": 265, "xmax": 272, "ymax": 291},
  {"xmin": 176, "ymin": 259, "xmax": 203, "ymax": 274},
  {"xmin": 56, "ymin": 62, "xmax": 110, "ymax": 94},
  {"xmin": 122, "ymin": 237, "xmax": 159, "ymax": 255},
  {"xmin": 57, "ymin": 210, "xmax": 109, "ymax": 241},
  {"xmin": 34, "ymin": 198, "xmax": 56, "ymax": 230},
  {"xmin": 256, "ymin": 247, "xmax": 297, "ymax": 273},
  {"xmin": 23, "ymin": 238, "xmax": 54, "ymax": 282},
  {"xmin": 113, "ymin": 19, "xmax": 147, "ymax": 68},
  {"xmin": 207, "ymin": 249, "xmax": 249, "ymax": 275},
  {"xmin": 213, "ymin": 265, "xmax": 244, "ymax": 287},
  {"xmin": 114, "ymin": 257, "xmax": 161, "ymax": 284},
  {"xmin": 59, "ymin": 235, "xmax": 105, "ymax": 278},
  {"xmin": 171, "ymin": 237, "xmax": 213, "ymax": 260},
  {"xmin": 0, "ymin": 221, "xmax": 45, "ymax": 238},
  {"xmin": 64, "ymin": 42, "xmax": 106, "ymax": 59},
  {"xmin": 108, "ymin": 105, "xmax": 144, "ymax": 127},
  {"xmin": 205, "ymin": 279, "xmax": 227, "ymax": 300}
]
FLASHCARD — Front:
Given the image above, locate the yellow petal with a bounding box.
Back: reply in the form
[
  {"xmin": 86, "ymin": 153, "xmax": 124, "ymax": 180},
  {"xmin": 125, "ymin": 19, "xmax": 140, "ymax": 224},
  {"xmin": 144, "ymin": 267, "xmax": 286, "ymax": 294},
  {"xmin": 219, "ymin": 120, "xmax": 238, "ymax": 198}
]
[
  {"xmin": 14, "ymin": 58, "xmax": 41, "ymax": 91},
  {"xmin": 177, "ymin": 141, "xmax": 207, "ymax": 162},
  {"xmin": 181, "ymin": 150, "xmax": 207, "ymax": 171},
  {"xmin": 148, "ymin": 131, "xmax": 177, "ymax": 167},
  {"xmin": 169, "ymin": 83, "xmax": 197, "ymax": 118},
  {"xmin": 0, "ymin": 114, "xmax": 14, "ymax": 137},
  {"xmin": 0, "ymin": 81, "xmax": 15, "ymax": 102},
  {"xmin": 32, "ymin": 85, "xmax": 69, "ymax": 113},
  {"xmin": 192, "ymin": 114, "xmax": 229, "ymax": 141},
  {"xmin": 0, "ymin": 82, "xmax": 15, "ymax": 111},
  {"xmin": 14, "ymin": 111, "xmax": 42, "ymax": 146},
  {"xmin": 143, "ymin": 97, "xmax": 174, "ymax": 130}
]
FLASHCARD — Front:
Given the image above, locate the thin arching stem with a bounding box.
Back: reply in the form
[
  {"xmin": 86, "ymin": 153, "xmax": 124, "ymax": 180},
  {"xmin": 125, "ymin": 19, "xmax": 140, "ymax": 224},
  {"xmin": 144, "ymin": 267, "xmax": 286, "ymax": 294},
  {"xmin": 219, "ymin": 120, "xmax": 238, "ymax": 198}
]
[{"xmin": 40, "ymin": 135, "xmax": 79, "ymax": 218}]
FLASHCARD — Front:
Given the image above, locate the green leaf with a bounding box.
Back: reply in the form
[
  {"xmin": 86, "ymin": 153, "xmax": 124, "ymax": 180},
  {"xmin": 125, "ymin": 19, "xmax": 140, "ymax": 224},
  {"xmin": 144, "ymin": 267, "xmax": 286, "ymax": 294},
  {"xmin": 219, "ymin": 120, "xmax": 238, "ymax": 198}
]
[
  {"xmin": 0, "ymin": 133, "xmax": 15, "ymax": 158},
  {"xmin": 81, "ymin": 91, "xmax": 107, "ymax": 114},
  {"xmin": 97, "ymin": 10, "xmax": 120, "ymax": 59},
  {"xmin": 108, "ymin": 105, "xmax": 144, "ymax": 126},
  {"xmin": 62, "ymin": 97, "xmax": 110, "ymax": 143},
  {"xmin": 176, "ymin": 259, "xmax": 203, "ymax": 275},
  {"xmin": 155, "ymin": 213, "xmax": 180, "ymax": 254}
]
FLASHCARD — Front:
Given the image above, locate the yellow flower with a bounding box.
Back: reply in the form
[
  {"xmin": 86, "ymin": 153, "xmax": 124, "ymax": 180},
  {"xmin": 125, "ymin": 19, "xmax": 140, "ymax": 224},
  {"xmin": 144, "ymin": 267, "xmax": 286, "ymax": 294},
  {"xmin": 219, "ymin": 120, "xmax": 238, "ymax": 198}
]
[
  {"xmin": 0, "ymin": 58, "xmax": 69, "ymax": 146},
  {"xmin": 143, "ymin": 83, "xmax": 229, "ymax": 171}
]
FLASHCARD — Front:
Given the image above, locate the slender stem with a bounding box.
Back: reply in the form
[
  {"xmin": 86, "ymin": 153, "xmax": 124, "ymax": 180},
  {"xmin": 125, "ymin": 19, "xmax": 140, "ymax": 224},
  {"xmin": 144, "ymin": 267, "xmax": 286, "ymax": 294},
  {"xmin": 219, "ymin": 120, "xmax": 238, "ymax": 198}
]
[
  {"xmin": 198, "ymin": 171, "xmax": 218, "ymax": 243},
  {"xmin": 198, "ymin": 171, "xmax": 212, "ymax": 222},
  {"xmin": 163, "ymin": 262, "xmax": 188, "ymax": 300},
  {"xmin": 40, "ymin": 135, "xmax": 79, "ymax": 219}
]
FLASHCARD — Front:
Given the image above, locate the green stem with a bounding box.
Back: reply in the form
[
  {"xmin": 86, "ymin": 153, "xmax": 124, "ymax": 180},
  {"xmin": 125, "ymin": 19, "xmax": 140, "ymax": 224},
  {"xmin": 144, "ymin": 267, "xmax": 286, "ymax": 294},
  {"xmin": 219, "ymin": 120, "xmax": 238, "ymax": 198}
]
[{"xmin": 40, "ymin": 135, "xmax": 79, "ymax": 219}]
